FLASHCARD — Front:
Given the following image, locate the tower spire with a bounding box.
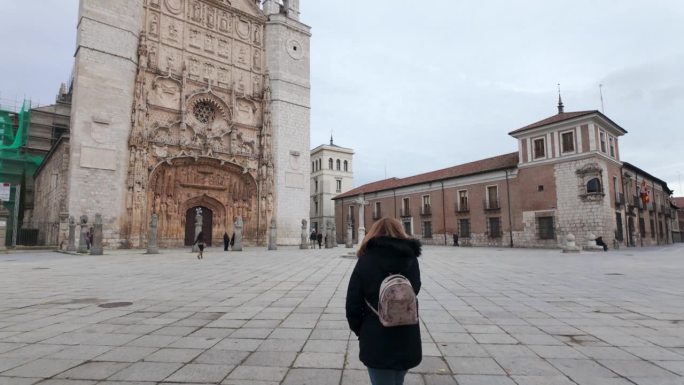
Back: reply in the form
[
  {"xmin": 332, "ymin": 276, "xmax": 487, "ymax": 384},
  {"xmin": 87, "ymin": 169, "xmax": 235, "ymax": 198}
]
[
  {"xmin": 557, "ymin": 83, "xmax": 564, "ymax": 114},
  {"xmin": 330, "ymin": 128, "xmax": 334, "ymax": 145}
]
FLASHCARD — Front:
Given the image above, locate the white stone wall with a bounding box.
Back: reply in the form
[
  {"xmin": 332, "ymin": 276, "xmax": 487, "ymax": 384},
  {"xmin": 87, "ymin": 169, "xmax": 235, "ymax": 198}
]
[
  {"xmin": 32, "ymin": 139, "xmax": 70, "ymax": 246},
  {"xmin": 67, "ymin": 0, "xmax": 144, "ymax": 248},
  {"xmin": 265, "ymin": 13, "xmax": 311, "ymax": 245},
  {"xmin": 554, "ymin": 157, "xmax": 616, "ymax": 248}
]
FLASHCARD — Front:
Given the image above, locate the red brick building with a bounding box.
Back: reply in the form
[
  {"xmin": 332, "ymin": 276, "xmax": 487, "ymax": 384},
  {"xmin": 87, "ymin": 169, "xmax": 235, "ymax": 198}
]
[{"xmin": 334, "ymin": 104, "xmax": 678, "ymax": 249}]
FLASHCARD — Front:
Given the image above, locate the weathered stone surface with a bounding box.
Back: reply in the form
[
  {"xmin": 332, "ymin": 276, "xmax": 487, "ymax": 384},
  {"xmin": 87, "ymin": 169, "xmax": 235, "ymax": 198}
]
[
  {"xmin": 345, "ymin": 218, "xmax": 353, "ymax": 248},
  {"xmin": 90, "ymin": 213, "xmax": 103, "ymax": 255},
  {"xmin": 232, "ymin": 216, "xmax": 243, "ymax": 251},
  {"xmin": 147, "ymin": 213, "xmax": 158, "ymax": 254},
  {"xmin": 77, "ymin": 215, "xmax": 88, "ymax": 253},
  {"xmin": 268, "ymin": 218, "xmax": 277, "ymax": 250},
  {"xmin": 300, "ymin": 219, "xmax": 308, "ymax": 249},
  {"xmin": 66, "ymin": 216, "xmax": 76, "ymax": 252}
]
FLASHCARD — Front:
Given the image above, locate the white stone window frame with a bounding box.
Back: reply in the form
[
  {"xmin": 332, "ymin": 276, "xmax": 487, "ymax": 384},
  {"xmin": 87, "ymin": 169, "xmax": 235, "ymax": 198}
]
[
  {"xmin": 560, "ymin": 129, "xmax": 576, "ymax": 155},
  {"xmin": 422, "ymin": 194, "xmax": 431, "ymax": 215},
  {"xmin": 608, "ymin": 135, "xmax": 616, "ymax": 158},
  {"xmin": 599, "ymin": 130, "xmax": 607, "ymax": 153},
  {"xmin": 458, "ymin": 218, "xmax": 471, "ymax": 238},
  {"xmin": 532, "ymin": 136, "xmax": 547, "ymax": 160},
  {"xmin": 343, "ymin": 160, "xmax": 349, "ymax": 172},
  {"xmin": 314, "ymin": 178, "xmax": 318, "ymax": 193},
  {"xmin": 402, "ymin": 197, "xmax": 410, "ymax": 213},
  {"xmin": 335, "ymin": 178, "xmax": 342, "ymax": 193},
  {"xmin": 457, "ymin": 189, "xmax": 469, "ymax": 212},
  {"xmin": 373, "ymin": 201, "xmax": 381, "ymax": 219},
  {"xmin": 485, "ymin": 185, "xmax": 499, "ymax": 209},
  {"xmin": 402, "ymin": 218, "xmax": 413, "ymax": 236}
]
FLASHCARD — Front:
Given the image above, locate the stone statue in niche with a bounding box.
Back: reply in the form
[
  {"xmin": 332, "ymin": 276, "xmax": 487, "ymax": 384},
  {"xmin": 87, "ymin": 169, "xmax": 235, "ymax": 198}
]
[
  {"xmin": 187, "ymin": 58, "xmax": 200, "ymax": 77},
  {"xmin": 237, "ymin": 73, "xmax": 246, "ymax": 93},
  {"xmin": 191, "ymin": 1, "xmax": 202, "ymax": 22},
  {"xmin": 168, "ymin": 22, "xmax": 179, "ymax": 42},
  {"xmin": 219, "ymin": 12, "xmax": 231, "ymax": 33},
  {"xmin": 254, "ymin": 26, "xmax": 261, "ymax": 45},
  {"xmin": 238, "ymin": 46, "xmax": 248, "ymax": 66},
  {"xmin": 253, "ymin": 50, "xmax": 261, "ymax": 70},
  {"xmin": 218, "ymin": 39, "xmax": 230, "ymax": 58},
  {"xmin": 203, "ymin": 63, "xmax": 215, "ymax": 82},
  {"xmin": 148, "ymin": 45, "xmax": 158, "ymax": 68},
  {"xmin": 204, "ymin": 34, "xmax": 215, "ymax": 52},
  {"xmin": 206, "ymin": 6, "xmax": 216, "ymax": 29},
  {"xmin": 252, "ymin": 76, "xmax": 261, "ymax": 98},
  {"xmin": 189, "ymin": 29, "xmax": 201, "ymax": 48},
  {"xmin": 217, "ymin": 67, "xmax": 230, "ymax": 87},
  {"xmin": 166, "ymin": 54, "xmax": 176, "ymax": 73},
  {"xmin": 149, "ymin": 14, "xmax": 159, "ymax": 36}
]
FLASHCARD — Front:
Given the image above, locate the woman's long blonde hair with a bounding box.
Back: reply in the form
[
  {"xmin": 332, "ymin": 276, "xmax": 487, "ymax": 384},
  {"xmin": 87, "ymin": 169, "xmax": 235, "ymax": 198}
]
[{"xmin": 357, "ymin": 217, "xmax": 409, "ymax": 257}]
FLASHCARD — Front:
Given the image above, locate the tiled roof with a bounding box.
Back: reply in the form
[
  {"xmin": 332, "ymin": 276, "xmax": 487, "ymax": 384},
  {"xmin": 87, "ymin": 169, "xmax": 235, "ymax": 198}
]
[
  {"xmin": 509, "ymin": 111, "xmax": 598, "ymax": 135},
  {"xmin": 674, "ymin": 197, "xmax": 684, "ymax": 209},
  {"xmin": 334, "ymin": 152, "xmax": 519, "ymax": 200}
]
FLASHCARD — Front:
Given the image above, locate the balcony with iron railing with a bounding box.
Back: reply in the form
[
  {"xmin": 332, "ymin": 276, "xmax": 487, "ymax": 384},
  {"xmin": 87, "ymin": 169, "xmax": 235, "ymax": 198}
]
[
  {"xmin": 630, "ymin": 196, "xmax": 644, "ymax": 211},
  {"xmin": 455, "ymin": 202, "xmax": 470, "ymax": 214},
  {"xmin": 420, "ymin": 205, "xmax": 432, "ymax": 216},
  {"xmin": 484, "ymin": 198, "xmax": 500, "ymax": 211},
  {"xmin": 400, "ymin": 207, "xmax": 411, "ymax": 217},
  {"xmin": 615, "ymin": 193, "xmax": 624, "ymax": 208}
]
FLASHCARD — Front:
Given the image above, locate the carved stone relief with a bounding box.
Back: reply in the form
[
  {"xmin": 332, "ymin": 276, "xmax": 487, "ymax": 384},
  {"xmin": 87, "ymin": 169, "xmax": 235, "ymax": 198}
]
[
  {"xmin": 218, "ymin": 39, "xmax": 231, "ymax": 59},
  {"xmin": 219, "ymin": 11, "xmax": 232, "ymax": 34},
  {"xmin": 164, "ymin": 0, "xmax": 183, "ymax": 15},
  {"xmin": 236, "ymin": 18, "xmax": 250, "ymax": 40},
  {"xmin": 149, "ymin": 13, "xmax": 160, "ymax": 37},
  {"xmin": 151, "ymin": 78, "xmax": 181, "ymax": 109}
]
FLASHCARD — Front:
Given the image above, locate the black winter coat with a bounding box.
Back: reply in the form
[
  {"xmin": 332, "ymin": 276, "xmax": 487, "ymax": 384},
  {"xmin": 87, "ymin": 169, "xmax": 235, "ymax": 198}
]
[{"xmin": 345, "ymin": 236, "xmax": 422, "ymax": 370}]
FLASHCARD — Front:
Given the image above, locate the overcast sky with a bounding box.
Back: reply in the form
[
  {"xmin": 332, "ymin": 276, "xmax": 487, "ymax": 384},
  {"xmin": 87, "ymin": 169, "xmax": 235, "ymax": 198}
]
[{"xmin": 2, "ymin": 0, "xmax": 683, "ymax": 195}]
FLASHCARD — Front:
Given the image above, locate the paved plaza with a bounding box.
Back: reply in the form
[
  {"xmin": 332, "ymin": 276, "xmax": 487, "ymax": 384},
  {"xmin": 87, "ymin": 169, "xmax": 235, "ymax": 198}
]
[{"xmin": 1, "ymin": 244, "xmax": 684, "ymax": 385}]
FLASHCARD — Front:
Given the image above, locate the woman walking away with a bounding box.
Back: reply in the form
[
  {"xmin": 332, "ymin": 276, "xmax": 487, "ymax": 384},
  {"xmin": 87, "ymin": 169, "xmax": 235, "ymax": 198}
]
[
  {"xmin": 223, "ymin": 232, "xmax": 230, "ymax": 251},
  {"xmin": 346, "ymin": 217, "xmax": 422, "ymax": 385},
  {"xmin": 194, "ymin": 231, "xmax": 205, "ymax": 259}
]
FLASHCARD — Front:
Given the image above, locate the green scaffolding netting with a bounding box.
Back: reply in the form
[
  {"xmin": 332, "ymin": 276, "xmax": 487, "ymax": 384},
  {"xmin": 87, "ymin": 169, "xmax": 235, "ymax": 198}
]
[{"xmin": 1, "ymin": 101, "xmax": 43, "ymax": 184}]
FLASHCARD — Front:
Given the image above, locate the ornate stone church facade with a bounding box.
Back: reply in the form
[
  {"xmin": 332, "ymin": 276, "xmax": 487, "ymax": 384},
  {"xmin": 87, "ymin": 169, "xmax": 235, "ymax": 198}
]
[{"xmin": 35, "ymin": 0, "xmax": 310, "ymax": 248}]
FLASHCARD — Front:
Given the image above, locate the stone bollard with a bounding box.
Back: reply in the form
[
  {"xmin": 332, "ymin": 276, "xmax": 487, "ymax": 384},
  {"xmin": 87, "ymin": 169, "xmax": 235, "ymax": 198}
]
[
  {"xmin": 77, "ymin": 215, "xmax": 89, "ymax": 254},
  {"xmin": 268, "ymin": 218, "xmax": 277, "ymax": 250},
  {"xmin": 332, "ymin": 222, "xmax": 338, "ymax": 247},
  {"xmin": 233, "ymin": 217, "xmax": 243, "ymax": 251},
  {"xmin": 192, "ymin": 208, "xmax": 203, "ymax": 253},
  {"xmin": 147, "ymin": 214, "xmax": 159, "ymax": 254},
  {"xmin": 300, "ymin": 219, "xmax": 309, "ymax": 249},
  {"xmin": 67, "ymin": 216, "xmax": 76, "ymax": 252},
  {"xmin": 562, "ymin": 233, "xmax": 581, "ymax": 253},
  {"xmin": 90, "ymin": 214, "xmax": 103, "ymax": 256},
  {"xmin": 345, "ymin": 218, "xmax": 353, "ymax": 248}
]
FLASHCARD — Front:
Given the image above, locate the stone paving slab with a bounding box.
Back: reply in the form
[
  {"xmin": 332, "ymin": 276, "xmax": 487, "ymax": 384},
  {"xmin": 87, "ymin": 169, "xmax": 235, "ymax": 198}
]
[{"xmin": 1, "ymin": 245, "xmax": 684, "ymax": 384}]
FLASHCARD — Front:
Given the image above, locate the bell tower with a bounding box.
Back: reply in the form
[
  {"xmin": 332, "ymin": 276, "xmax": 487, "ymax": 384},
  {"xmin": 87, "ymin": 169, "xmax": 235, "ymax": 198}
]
[{"xmin": 264, "ymin": 0, "xmax": 311, "ymax": 244}]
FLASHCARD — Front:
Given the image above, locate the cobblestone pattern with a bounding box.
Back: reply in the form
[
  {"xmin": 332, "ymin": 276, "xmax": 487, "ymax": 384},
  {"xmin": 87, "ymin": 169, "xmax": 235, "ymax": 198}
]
[{"xmin": 1, "ymin": 244, "xmax": 683, "ymax": 384}]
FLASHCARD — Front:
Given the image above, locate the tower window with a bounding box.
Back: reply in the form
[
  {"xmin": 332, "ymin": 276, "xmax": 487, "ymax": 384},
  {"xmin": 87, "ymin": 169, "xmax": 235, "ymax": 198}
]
[
  {"xmin": 344, "ymin": 160, "xmax": 348, "ymax": 172},
  {"xmin": 328, "ymin": 158, "xmax": 333, "ymax": 169},
  {"xmin": 586, "ymin": 178, "xmax": 602, "ymax": 194},
  {"xmin": 533, "ymin": 137, "xmax": 546, "ymax": 159}
]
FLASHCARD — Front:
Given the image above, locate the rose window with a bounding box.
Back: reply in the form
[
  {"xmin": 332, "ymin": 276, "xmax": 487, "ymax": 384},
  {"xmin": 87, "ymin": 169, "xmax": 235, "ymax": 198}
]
[{"xmin": 193, "ymin": 101, "xmax": 216, "ymax": 124}]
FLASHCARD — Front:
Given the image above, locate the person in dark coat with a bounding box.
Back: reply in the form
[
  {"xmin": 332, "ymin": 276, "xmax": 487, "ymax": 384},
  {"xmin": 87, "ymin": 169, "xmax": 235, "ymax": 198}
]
[
  {"xmin": 346, "ymin": 217, "xmax": 422, "ymax": 385},
  {"xmin": 223, "ymin": 232, "xmax": 230, "ymax": 251},
  {"xmin": 317, "ymin": 232, "xmax": 323, "ymax": 249},
  {"xmin": 310, "ymin": 230, "xmax": 317, "ymax": 248},
  {"xmin": 230, "ymin": 232, "xmax": 235, "ymax": 248},
  {"xmin": 194, "ymin": 231, "xmax": 205, "ymax": 259}
]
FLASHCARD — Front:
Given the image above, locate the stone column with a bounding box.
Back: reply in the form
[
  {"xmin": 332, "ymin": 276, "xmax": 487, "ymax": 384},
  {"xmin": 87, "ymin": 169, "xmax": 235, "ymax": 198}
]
[
  {"xmin": 77, "ymin": 215, "xmax": 89, "ymax": 254},
  {"xmin": 192, "ymin": 208, "xmax": 203, "ymax": 252},
  {"xmin": 147, "ymin": 214, "xmax": 159, "ymax": 254},
  {"xmin": 356, "ymin": 199, "xmax": 368, "ymax": 244},
  {"xmin": 0, "ymin": 206, "xmax": 8, "ymax": 252},
  {"xmin": 300, "ymin": 219, "xmax": 308, "ymax": 249},
  {"xmin": 90, "ymin": 213, "xmax": 103, "ymax": 256},
  {"xmin": 268, "ymin": 219, "xmax": 278, "ymax": 250},
  {"xmin": 58, "ymin": 212, "xmax": 69, "ymax": 250},
  {"xmin": 345, "ymin": 216, "xmax": 353, "ymax": 248},
  {"xmin": 332, "ymin": 221, "xmax": 338, "ymax": 247},
  {"xmin": 67, "ymin": 216, "xmax": 77, "ymax": 252},
  {"xmin": 325, "ymin": 220, "xmax": 333, "ymax": 249},
  {"xmin": 233, "ymin": 217, "xmax": 243, "ymax": 251}
]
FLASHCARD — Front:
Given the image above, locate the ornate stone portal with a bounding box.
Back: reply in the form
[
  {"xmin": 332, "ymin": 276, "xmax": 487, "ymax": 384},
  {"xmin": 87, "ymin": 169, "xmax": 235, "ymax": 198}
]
[{"xmin": 122, "ymin": 0, "xmax": 273, "ymax": 247}]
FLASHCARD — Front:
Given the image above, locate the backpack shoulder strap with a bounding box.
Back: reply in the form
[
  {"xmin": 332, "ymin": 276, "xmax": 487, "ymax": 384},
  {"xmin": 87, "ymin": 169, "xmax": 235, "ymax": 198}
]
[{"xmin": 365, "ymin": 299, "xmax": 380, "ymax": 317}]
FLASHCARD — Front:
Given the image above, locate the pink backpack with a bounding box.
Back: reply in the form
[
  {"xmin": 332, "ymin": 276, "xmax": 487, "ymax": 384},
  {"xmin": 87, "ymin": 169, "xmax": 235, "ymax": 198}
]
[{"xmin": 366, "ymin": 274, "xmax": 418, "ymax": 327}]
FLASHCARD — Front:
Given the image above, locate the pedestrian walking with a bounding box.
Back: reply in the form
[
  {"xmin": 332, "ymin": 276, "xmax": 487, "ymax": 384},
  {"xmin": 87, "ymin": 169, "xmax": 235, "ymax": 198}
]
[
  {"xmin": 194, "ymin": 231, "xmax": 205, "ymax": 259},
  {"xmin": 230, "ymin": 232, "xmax": 235, "ymax": 249},
  {"xmin": 223, "ymin": 232, "xmax": 230, "ymax": 251},
  {"xmin": 346, "ymin": 217, "xmax": 422, "ymax": 385},
  {"xmin": 317, "ymin": 232, "xmax": 323, "ymax": 249},
  {"xmin": 310, "ymin": 230, "xmax": 317, "ymax": 248},
  {"xmin": 85, "ymin": 230, "xmax": 91, "ymax": 250}
]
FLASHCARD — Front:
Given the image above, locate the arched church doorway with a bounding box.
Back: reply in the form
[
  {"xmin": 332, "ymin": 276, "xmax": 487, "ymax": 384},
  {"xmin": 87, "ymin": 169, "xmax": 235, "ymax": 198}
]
[{"xmin": 185, "ymin": 206, "xmax": 213, "ymax": 246}]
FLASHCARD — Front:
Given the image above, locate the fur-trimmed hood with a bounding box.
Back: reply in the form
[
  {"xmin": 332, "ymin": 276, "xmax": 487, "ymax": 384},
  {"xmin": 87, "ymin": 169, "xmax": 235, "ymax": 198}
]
[{"xmin": 364, "ymin": 236, "xmax": 421, "ymax": 274}]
